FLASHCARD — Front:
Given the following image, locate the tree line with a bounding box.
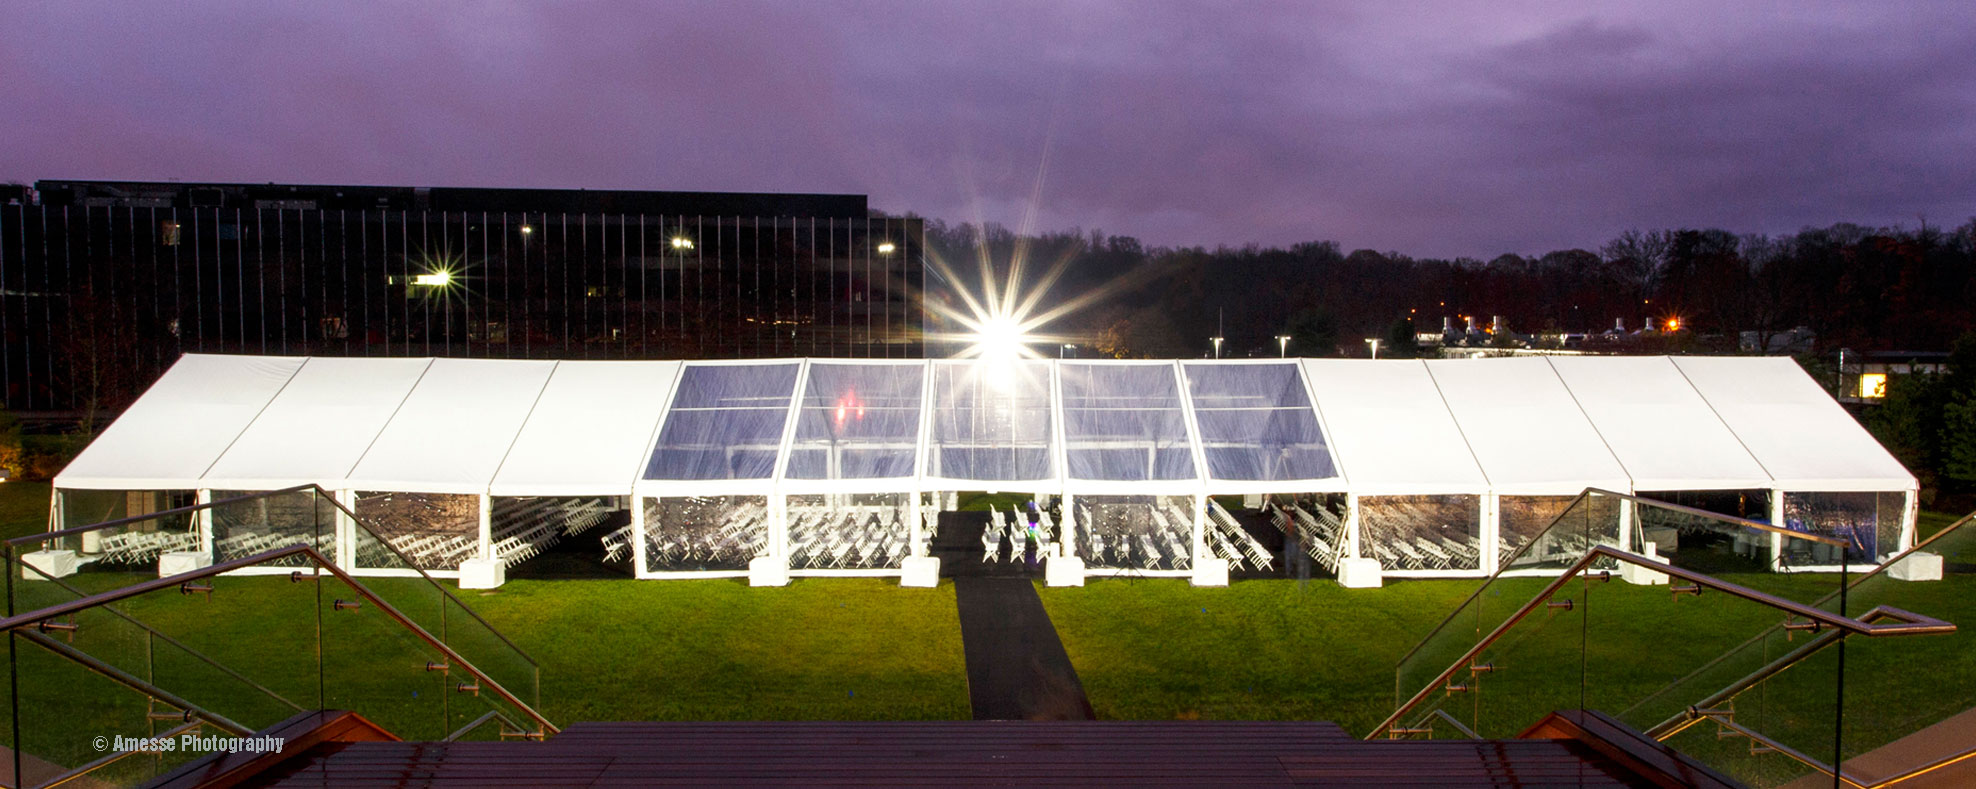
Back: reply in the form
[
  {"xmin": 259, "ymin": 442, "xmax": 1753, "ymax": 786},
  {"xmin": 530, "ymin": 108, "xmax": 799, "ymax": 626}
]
[{"xmin": 922, "ymin": 218, "xmax": 1976, "ymax": 361}]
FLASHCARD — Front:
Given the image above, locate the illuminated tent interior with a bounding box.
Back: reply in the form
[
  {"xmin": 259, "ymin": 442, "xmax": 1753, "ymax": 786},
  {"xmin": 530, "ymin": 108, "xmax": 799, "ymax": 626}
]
[{"xmin": 48, "ymin": 353, "xmax": 1917, "ymax": 588}]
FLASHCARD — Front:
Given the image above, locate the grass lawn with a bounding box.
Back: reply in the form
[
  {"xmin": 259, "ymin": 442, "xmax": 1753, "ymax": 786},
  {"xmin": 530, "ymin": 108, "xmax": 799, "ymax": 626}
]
[{"xmin": 9, "ymin": 476, "xmax": 1973, "ymax": 777}]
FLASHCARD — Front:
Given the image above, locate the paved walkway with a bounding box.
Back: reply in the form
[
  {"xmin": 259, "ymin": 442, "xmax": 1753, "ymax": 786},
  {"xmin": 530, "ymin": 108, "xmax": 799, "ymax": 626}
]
[{"xmin": 953, "ymin": 575, "xmax": 1095, "ymax": 720}]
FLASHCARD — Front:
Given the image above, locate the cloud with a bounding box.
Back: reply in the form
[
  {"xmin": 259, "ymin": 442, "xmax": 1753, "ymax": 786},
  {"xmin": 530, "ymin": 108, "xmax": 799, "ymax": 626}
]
[{"xmin": 2, "ymin": 1, "xmax": 1972, "ymax": 258}]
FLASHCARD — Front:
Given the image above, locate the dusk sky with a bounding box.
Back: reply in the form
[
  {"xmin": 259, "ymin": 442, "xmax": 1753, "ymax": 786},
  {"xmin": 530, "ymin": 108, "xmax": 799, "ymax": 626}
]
[{"xmin": 4, "ymin": 1, "xmax": 1973, "ymax": 258}]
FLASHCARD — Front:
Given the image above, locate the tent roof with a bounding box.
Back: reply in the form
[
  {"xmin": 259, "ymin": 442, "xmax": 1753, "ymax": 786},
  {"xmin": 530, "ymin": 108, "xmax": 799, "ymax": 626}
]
[
  {"xmin": 1301, "ymin": 359, "xmax": 1487, "ymax": 495},
  {"xmin": 491, "ymin": 361, "xmax": 682, "ymax": 497},
  {"xmin": 1672, "ymin": 356, "xmax": 1914, "ymax": 491},
  {"xmin": 1547, "ymin": 356, "xmax": 1772, "ymax": 491},
  {"xmin": 55, "ymin": 354, "xmax": 306, "ymax": 490},
  {"xmin": 199, "ymin": 357, "xmax": 434, "ymax": 491},
  {"xmin": 343, "ymin": 358, "xmax": 558, "ymax": 495},
  {"xmin": 1426, "ymin": 357, "xmax": 1630, "ymax": 495},
  {"xmin": 57, "ymin": 353, "xmax": 1914, "ymax": 499}
]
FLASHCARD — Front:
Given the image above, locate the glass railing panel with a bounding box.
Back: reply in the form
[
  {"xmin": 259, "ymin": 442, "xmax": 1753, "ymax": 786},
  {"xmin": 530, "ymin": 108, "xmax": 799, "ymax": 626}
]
[
  {"xmin": 5, "ymin": 632, "xmax": 220, "ymax": 789},
  {"xmin": 437, "ymin": 593, "xmax": 544, "ymax": 735},
  {"xmin": 315, "ymin": 566, "xmax": 456, "ymax": 743},
  {"xmin": 208, "ymin": 489, "xmax": 338, "ymax": 569},
  {"xmin": 1391, "ymin": 491, "xmax": 1618, "ymax": 721}
]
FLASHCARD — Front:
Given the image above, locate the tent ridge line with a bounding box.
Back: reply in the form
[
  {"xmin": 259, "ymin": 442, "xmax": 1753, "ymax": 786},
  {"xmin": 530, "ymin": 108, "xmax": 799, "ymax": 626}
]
[
  {"xmin": 1666, "ymin": 356, "xmax": 1779, "ymax": 487},
  {"xmin": 191, "ymin": 356, "xmax": 310, "ymax": 486},
  {"xmin": 1541, "ymin": 355, "xmax": 1634, "ymax": 489},
  {"xmin": 1419, "ymin": 359, "xmax": 1495, "ymax": 489},
  {"xmin": 337, "ymin": 357, "xmax": 439, "ymax": 491},
  {"xmin": 485, "ymin": 360, "xmax": 564, "ymax": 497}
]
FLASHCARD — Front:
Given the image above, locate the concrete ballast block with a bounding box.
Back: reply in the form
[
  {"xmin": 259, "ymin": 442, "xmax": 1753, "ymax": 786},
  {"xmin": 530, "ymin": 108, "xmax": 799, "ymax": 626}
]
[
  {"xmin": 900, "ymin": 556, "xmax": 941, "ymax": 588},
  {"xmin": 748, "ymin": 556, "xmax": 790, "ymax": 587},
  {"xmin": 22, "ymin": 549, "xmax": 80, "ymax": 580},
  {"xmin": 1191, "ymin": 558, "xmax": 1230, "ymax": 587},
  {"xmin": 1336, "ymin": 557, "xmax": 1383, "ymax": 588},
  {"xmin": 458, "ymin": 557, "xmax": 507, "ymax": 589},
  {"xmin": 1046, "ymin": 555, "xmax": 1085, "ymax": 587}
]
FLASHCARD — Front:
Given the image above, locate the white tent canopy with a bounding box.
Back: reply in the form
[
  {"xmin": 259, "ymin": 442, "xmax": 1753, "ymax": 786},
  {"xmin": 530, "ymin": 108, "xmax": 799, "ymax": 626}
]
[
  {"xmin": 1426, "ymin": 357, "xmax": 1631, "ymax": 496},
  {"xmin": 1302, "ymin": 359, "xmax": 1485, "ymax": 495},
  {"xmin": 342, "ymin": 359, "xmax": 559, "ymax": 495},
  {"xmin": 200, "ymin": 357, "xmax": 434, "ymax": 492},
  {"xmin": 492, "ymin": 361, "xmax": 681, "ymax": 497},
  {"xmin": 53, "ymin": 353, "xmax": 1917, "ymax": 583},
  {"xmin": 54, "ymin": 355, "xmax": 307, "ymax": 490},
  {"xmin": 56, "ymin": 352, "xmax": 1917, "ymax": 500},
  {"xmin": 1549, "ymin": 356, "xmax": 1771, "ymax": 491},
  {"xmin": 1671, "ymin": 356, "xmax": 1912, "ymax": 491}
]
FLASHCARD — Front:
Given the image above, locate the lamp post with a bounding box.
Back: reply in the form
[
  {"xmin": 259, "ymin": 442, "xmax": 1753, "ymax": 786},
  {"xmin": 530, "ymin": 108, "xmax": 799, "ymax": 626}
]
[
  {"xmin": 1365, "ymin": 338, "xmax": 1380, "ymax": 359},
  {"xmin": 1275, "ymin": 335, "xmax": 1291, "ymax": 358},
  {"xmin": 1060, "ymin": 343, "xmax": 1076, "ymax": 359},
  {"xmin": 1211, "ymin": 336, "xmax": 1224, "ymax": 359}
]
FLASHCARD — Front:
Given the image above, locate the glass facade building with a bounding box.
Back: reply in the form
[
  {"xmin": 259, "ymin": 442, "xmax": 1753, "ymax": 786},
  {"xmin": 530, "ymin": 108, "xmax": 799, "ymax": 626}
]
[{"xmin": 0, "ymin": 181, "xmax": 924, "ymax": 412}]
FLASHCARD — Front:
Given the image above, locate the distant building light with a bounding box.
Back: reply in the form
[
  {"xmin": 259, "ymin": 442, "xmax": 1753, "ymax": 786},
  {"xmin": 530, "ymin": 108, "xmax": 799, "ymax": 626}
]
[
  {"xmin": 1666, "ymin": 316, "xmax": 1680, "ymax": 331},
  {"xmin": 670, "ymin": 236, "xmax": 694, "ymax": 250},
  {"xmin": 1859, "ymin": 373, "xmax": 1887, "ymax": 399},
  {"xmin": 412, "ymin": 271, "xmax": 453, "ymax": 287},
  {"xmin": 520, "ymin": 225, "xmax": 534, "ymax": 235},
  {"xmin": 876, "ymin": 241, "xmax": 897, "ymax": 254}
]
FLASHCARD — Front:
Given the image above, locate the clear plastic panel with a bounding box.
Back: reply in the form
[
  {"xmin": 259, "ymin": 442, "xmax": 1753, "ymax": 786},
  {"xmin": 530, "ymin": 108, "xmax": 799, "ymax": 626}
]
[
  {"xmin": 1359, "ymin": 494, "xmax": 1483, "ymax": 572},
  {"xmin": 353, "ymin": 491, "xmax": 480, "ymax": 573},
  {"xmin": 1266, "ymin": 493, "xmax": 1350, "ymax": 577},
  {"xmin": 1181, "ymin": 362, "xmax": 1336, "ymax": 481},
  {"xmin": 786, "ymin": 493, "xmax": 912, "ymax": 569},
  {"xmin": 927, "ymin": 360, "xmax": 1054, "ymax": 481},
  {"xmin": 486, "ymin": 495, "xmax": 616, "ymax": 570},
  {"xmin": 209, "ymin": 489, "xmax": 339, "ymax": 568},
  {"xmin": 1058, "ymin": 364, "xmax": 1195, "ymax": 482},
  {"xmin": 1782, "ymin": 490, "xmax": 1906, "ymax": 566},
  {"xmin": 644, "ymin": 362, "xmax": 801, "ymax": 481},
  {"xmin": 1075, "ymin": 494, "xmax": 1195, "ymax": 571},
  {"xmin": 786, "ymin": 363, "xmax": 924, "ymax": 480},
  {"xmin": 642, "ymin": 495, "xmax": 770, "ymax": 573}
]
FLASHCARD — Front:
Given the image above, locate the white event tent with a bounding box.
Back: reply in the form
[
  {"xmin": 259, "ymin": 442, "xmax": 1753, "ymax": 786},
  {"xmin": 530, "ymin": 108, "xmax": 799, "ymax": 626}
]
[{"xmin": 50, "ymin": 353, "xmax": 1917, "ymax": 587}]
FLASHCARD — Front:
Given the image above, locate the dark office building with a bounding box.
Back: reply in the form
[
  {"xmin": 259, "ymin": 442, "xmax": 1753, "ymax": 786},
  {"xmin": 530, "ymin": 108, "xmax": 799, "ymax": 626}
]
[{"xmin": 1, "ymin": 180, "xmax": 925, "ymax": 413}]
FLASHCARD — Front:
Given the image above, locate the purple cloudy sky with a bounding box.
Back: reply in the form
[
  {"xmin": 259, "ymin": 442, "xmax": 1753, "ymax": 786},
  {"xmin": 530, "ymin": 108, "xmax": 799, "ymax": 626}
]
[{"xmin": 4, "ymin": 1, "xmax": 1973, "ymax": 258}]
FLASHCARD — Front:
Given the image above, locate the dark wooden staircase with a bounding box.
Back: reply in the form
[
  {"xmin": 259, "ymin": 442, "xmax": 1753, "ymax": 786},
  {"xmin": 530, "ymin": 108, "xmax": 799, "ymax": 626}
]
[{"xmin": 163, "ymin": 715, "xmax": 1737, "ymax": 787}]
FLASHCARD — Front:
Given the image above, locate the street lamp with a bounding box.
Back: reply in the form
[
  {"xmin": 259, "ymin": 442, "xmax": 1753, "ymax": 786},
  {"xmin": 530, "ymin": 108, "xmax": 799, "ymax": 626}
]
[
  {"xmin": 1060, "ymin": 343, "xmax": 1076, "ymax": 358},
  {"xmin": 1210, "ymin": 336, "xmax": 1224, "ymax": 359},
  {"xmin": 1365, "ymin": 338, "xmax": 1380, "ymax": 359},
  {"xmin": 1275, "ymin": 335, "xmax": 1291, "ymax": 358}
]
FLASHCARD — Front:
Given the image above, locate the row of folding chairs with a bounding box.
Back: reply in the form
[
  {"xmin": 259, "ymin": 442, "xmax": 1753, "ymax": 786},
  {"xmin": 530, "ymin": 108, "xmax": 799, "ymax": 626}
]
[
  {"xmin": 791, "ymin": 510, "xmax": 909, "ymax": 568},
  {"xmin": 1207, "ymin": 500, "xmax": 1273, "ymax": 571},
  {"xmin": 1272, "ymin": 501, "xmax": 1348, "ymax": 572},
  {"xmin": 87, "ymin": 529, "xmax": 201, "ymax": 566}
]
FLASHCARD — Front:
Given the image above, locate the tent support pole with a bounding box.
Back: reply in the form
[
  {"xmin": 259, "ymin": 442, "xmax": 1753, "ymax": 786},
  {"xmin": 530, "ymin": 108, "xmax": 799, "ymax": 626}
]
[
  {"xmin": 631, "ymin": 495, "xmax": 648, "ymax": 579},
  {"xmin": 1769, "ymin": 489, "xmax": 1786, "ymax": 570},
  {"xmin": 196, "ymin": 490, "xmax": 214, "ymax": 556},
  {"xmin": 1616, "ymin": 497, "xmax": 1636, "ymax": 551},
  {"xmin": 1481, "ymin": 494, "xmax": 1500, "ymax": 576},
  {"xmin": 1900, "ymin": 489, "xmax": 1919, "ymax": 554},
  {"xmin": 1345, "ymin": 493, "xmax": 1361, "ymax": 559},
  {"xmin": 478, "ymin": 494, "xmax": 493, "ymax": 562},
  {"xmin": 1062, "ymin": 492, "xmax": 1077, "ymax": 559}
]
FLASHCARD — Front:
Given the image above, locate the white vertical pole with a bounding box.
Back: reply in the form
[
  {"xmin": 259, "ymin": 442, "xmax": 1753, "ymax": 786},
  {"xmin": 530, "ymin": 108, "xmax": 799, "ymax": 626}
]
[
  {"xmin": 1345, "ymin": 492, "xmax": 1362, "ymax": 559},
  {"xmin": 1192, "ymin": 492, "xmax": 1207, "ymax": 563},
  {"xmin": 1062, "ymin": 491, "xmax": 1077, "ymax": 558},
  {"xmin": 1769, "ymin": 489, "xmax": 1787, "ymax": 570},
  {"xmin": 1616, "ymin": 496, "xmax": 1636, "ymax": 551},
  {"xmin": 1899, "ymin": 489, "xmax": 1919, "ymax": 555},
  {"xmin": 478, "ymin": 493, "xmax": 494, "ymax": 562},
  {"xmin": 336, "ymin": 489, "xmax": 356, "ymax": 568},
  {"xmin": 631, "ymin": 493, "xmax": 649, "ymax": 579},
  {"xmin": 1481, "ymin": 493, "xmax": 1500, "ymax": 575},
  {"xmin": 196, "ymin": 489, "xmax": 214, "ymax": 556}
]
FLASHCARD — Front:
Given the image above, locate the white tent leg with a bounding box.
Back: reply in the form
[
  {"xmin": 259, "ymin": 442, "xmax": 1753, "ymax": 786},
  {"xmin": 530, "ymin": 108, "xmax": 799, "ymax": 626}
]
[
  {"xmin": 196, "ymin": 489, "xmax": 214, "ymax": 555},
  {"xmin": 631, "ymin": 496, "xmax": 650, "ymax": 579},
  {"xmin": 1616, "ymin": 497, "xmax": 1636, "ymax": 552},
  {"xmin": 1481, "ymin": 494, "xmax": 1500, "ymax": 575},
  {"xmin": 1900, "ymin": 489, "xmax": 1919, "ymax": 554},
  {"xmin": 1769, "ymin": 489, "xmax": 1786, "ymax": 571},
  {"xmin": 335, "ymin": 489, "xmax": 356, "ymax": 569}
]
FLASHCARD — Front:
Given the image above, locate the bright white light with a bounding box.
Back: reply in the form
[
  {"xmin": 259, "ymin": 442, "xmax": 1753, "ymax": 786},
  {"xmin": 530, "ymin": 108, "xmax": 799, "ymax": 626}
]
[
  {"xmin": 520, "ymin": 225, "xmax": 534, "ymax": 235},
  {"xmin": 971, "ymin": 315, "xmax": 1029, "ymax": 362},
  {"xmin": 876, "ymin": 241, "xmax": 896, "ymax": 254},
  {"xmin": 670, "ymin": 236, "xmax": 694, "ymax": 250},
  {"xmin": 412, "ymin": 271, "xmax": 453, "ymax": 287}
]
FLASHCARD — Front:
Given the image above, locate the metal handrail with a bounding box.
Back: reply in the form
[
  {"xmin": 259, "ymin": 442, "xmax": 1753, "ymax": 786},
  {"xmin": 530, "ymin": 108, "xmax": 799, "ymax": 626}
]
[
  {"xmin": 0, "ymin": 544, "xmax": 561, "ymax": 736},
  {"xmin": 1366, "ymin": 544, "xmax": 1955, "ymax": 740},
  {"xmin": 1621, "ymin": 508, "xmax": 1976, "ymax": 735},
  {"xmin": 17, "ymin": 630, "xmax": 252, "ymax": 736},
  {"xmin": 16, "ymin": 483, "xmax": 540, "ymax": 671},
  {"xmin": 1394, "ymin": 487, "xmax": 1845, "ymax": 671},
  {"xmin": 1687, "ymin": 711, "xmax": 1976, "ymax": 789}
]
